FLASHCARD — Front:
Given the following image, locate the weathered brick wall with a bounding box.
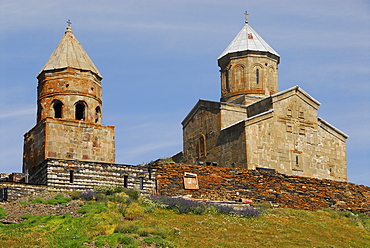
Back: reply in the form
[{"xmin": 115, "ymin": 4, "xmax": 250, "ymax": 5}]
[
  {"xmin": 29, "ymin": 159, "xmax": 156, "ymax": 195},
  {"xmin": 155, "ymin": 161, "xmax": 370, "ymax": 214}
]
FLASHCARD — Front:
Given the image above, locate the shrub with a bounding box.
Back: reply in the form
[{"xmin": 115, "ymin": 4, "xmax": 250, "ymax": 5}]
[
  {"xmin": 53, "ymin": 194, "xmax": 71, "ymax": 204},
  {"xmin": 0, "ymin": 207, "xmax": 7, "ymax": 218},
  {"xmin": 107, "ymin": 193, "xmax": 128, "ymax": 203},
  {"xmin": 137, "ymin": 228, "xmax": 150, "ymax": 237},
  {"xmin": 118, "ymin": 204, "xmax": 128, "ymax": 217},
  {"xmin": 114, "ymin": 186, "xmax": 124, "ymax": 193},
  {"xmin": 94, "ymin": 240, "xmax": 106, "ymax": 247},
  {"xmin": 20, "ymin": 214, "xmax": 33, "ymax": 219},
  {"xmin": 29, "ymin": 195, "xmax": 72, "ymax": 205},
  {"xmin": 77, "ymin": 202, "xmax": 106, "ymax": 215},
  {"xmin": 149, "ymin": 196, "xmax": 206, "ymax": 214},
  {"xmin": 124, "ymin": 189, "xmax": 140, "ymax": 201},
  {"xmin": 81, "ymin": 190, "xmax": 95, "ymax": 201},
  {"xmin": 95, "ymin": 193, "xmax": 108, "ymax": 202},
  {"xmin": 31, "ymin": 198, "xmax": 44, "ymax": 203},
  {"xmin": 149, "ymin": 196, "xmax": 261, "ymax": 217},
  {"xmin": 152, "ymin": 226, "xmax": 171, "ymax": 239},
  {"xmin": 44, "ymin": 198, "xmax": 59, "ymax": 205},
  {"xmin": 144, "ymin": 235, "xmax": 174, "ymax": 247},
  {"xmin": 123, "ymin": 202, "xmax": 144, "ymax": 220},
  {"xmin": 94, "ymin": 185, "xmax": 124, "ymax": 195},
  {"xmin": 118, "ymin": 235, "xmax": 137, "ymax": 245},
  {"xmin": 215, "ymin": 205, "xmax": 261, "ymax": 217},
  {"xmin": 70, "ymin": 191, "xmax": 81, "ymax": 200},
  {"xmin": 114, "ymin": 223, "xmax": 140, "ymax": 234}
]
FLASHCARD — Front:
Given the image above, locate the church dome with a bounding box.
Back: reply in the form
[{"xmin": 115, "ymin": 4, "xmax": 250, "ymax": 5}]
[
  {"xmin": 38, "ymin": 26, "xmax": 102, "ymax": 79},
  {"xmin": 218, "ymin": 15, "xmax": 279, "ymax": 60}
]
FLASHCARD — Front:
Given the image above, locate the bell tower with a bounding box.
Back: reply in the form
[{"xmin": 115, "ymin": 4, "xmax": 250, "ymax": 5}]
[
  {"xmin": 218, "ymin": 12, "xmax": 280, "ymax": 105},
  {"xmin": 23, "ymin": 24, "xmax": 115, "ymax": 174},
  {"xmin": 36, "ymin": 26, "xmax": 103, "ymax": 124}
]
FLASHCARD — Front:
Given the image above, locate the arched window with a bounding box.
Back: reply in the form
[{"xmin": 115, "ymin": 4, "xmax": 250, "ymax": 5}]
[
  {"xmin": 95, "ymin": 106, "xmax": 101, "ymax": 123},
  {"xmin": 53, "ymin": 100, "xmax": 63, "ymax": 118},
  {"xmin": 234, "ymin": 65, "xmax": 244, "ymax": 90},
  {"xmin": 256, "ymin": 68, "xmax": 259, "ymax": 84},
  {"xmin": 75, "ymin": 101, "xmax": 86, "ymax": 120},
  {"xmin": 198, "ymin": 134, "xmax": 206, "ymax": 158},
  {"xmin": 225, "ymin": 69, "xmax": 230, "ymax": 92}
]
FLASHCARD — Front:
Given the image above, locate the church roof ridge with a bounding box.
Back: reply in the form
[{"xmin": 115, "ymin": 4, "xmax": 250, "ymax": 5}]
[
  {"xmin": 270, "ymin": 85, "xmax": 321, "ymax": 106},
  {"xmin": 38, "ymin": 25, "xmax": 102, "ymax": 78},
  {"xmin": 221, "ymin": 109, "xmax": 275, "ymax": 131},
  {"xmin": 218, "ymin": 23, "xmax": 279, "ymax": 60},
  {"xmin": 318, "ymin": 118, "xmax": 349, "ymax": 139}
]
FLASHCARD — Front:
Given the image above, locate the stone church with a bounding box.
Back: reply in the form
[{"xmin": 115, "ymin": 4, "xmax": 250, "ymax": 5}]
[{"xmin": 178, "ymin": 15, "xmax": 348, "ymax": 182}]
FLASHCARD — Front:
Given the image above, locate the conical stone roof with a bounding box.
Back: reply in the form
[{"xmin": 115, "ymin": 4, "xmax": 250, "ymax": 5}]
[
  {"xmin": 218, "ymin": 23, "xmax": 279, "ymax": 60},
  {"xmin": 38, "ymin": 26, "xmax": 102, "ymax": 78}
]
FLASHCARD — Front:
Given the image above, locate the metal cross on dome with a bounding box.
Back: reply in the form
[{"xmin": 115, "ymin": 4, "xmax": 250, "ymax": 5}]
[
  {"xmin": 67, "ymin": 19, "xmax": 72, "ymax": 26},
  {"xmin": 244, "ymin": 11, "xmax": 249, "ymax": 23}
]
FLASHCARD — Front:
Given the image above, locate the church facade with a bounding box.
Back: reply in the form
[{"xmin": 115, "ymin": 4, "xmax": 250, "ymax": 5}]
[{"xmin": 179, "ymin": 16, "xmax": 348, "ymax": 182}]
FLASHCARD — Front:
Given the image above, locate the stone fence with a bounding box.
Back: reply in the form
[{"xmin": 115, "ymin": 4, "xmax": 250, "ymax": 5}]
[
  {"xmin": 0, "ymin": 182, "xmax": 49, "ymax": 201},
  {"xmin": 1, "ymin": 159, "xmax": 369, "ymax": 215},
  {"xmin": 29, "ymin": 159, "xmax": 157, "ymax": 195},
  {"xmin": 154, "ymin": 161, "xmax": 370, "ymax": 214}
]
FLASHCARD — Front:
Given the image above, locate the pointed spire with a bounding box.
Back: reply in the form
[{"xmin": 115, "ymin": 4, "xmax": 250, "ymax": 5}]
[
  {"xmin": 38, "ymin": 25, "xmax": 102, "ymax": 78},
  {"xmin": 218, "ymin": 13, "xmax": 279, "ymax": 60}
]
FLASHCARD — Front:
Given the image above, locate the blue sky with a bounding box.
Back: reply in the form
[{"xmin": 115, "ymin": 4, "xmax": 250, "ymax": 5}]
[{"xmin": 0, "ymin": 1, "xmax": 369, "ymax": 186}]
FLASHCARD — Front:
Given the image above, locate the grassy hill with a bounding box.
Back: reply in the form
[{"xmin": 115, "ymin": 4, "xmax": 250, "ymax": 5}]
[{"xmin": 0, "ymin": 188, "xmax": 369, "ymax": 248}]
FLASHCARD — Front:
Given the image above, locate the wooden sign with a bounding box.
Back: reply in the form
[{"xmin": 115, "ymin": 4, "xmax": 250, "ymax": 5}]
[{"xmin": 183, "ymin": 172, "xmax": 199, "ymax": 190}]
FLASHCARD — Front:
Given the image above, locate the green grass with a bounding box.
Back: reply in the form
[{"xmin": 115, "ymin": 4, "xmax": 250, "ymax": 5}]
[
  {"xmin": 0, "ymin": 194, "xmax": 369, "ymax": 248},
  {"xmin": 29, "ymin": 194, "xmax": 72, "ymax": 205},
  {"xmin": 0, "ymin": 207, "xmax": 7, "ymax": 218}
]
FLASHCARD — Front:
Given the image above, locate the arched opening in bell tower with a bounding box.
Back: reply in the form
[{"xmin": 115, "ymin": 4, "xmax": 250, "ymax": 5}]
[
  {"xmin": 52, "ymin": 100, "xmax": 63, "ymax": 118},
  {"xmin": 95, "ymin": 106, "xmax": 101, "ymax": 123},
  {"xmin": 75, "ymin": 101, "xmax": 86, "ymax": 120}
]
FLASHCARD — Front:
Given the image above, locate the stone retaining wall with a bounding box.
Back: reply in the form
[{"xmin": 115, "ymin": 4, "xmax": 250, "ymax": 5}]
[
  {"xmin": 31, "ymin": 159, "xmax": 156, "ymax": 195},
  {"xmin": 154, "ymin": 161, "xmax": 370, "ymax": 214},
  {"xmin": 0, "ymin": 182, "xmax": 49, "ymax": 201}
]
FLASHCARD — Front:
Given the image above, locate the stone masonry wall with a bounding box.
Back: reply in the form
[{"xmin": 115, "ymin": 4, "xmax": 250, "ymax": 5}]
[
  {"xmin": 155, "ymin": 161, "xmax": 370, "ymax": 214},
  {"xmin": 0, "ymin": 182, "xmax": 49, "ymax": 201},
  {"xmin": 23, "ymin": 118, "xmax": 116, "ymax": 173},
  {"xmin": 29, "ymin": 159, "xmax": 156, "ymax": 195}
]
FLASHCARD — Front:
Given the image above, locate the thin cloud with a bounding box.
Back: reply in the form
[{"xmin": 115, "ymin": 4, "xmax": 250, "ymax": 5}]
[{"xmin": 0, "ymin": 107, "xmax": 35, "ymax": 119}]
